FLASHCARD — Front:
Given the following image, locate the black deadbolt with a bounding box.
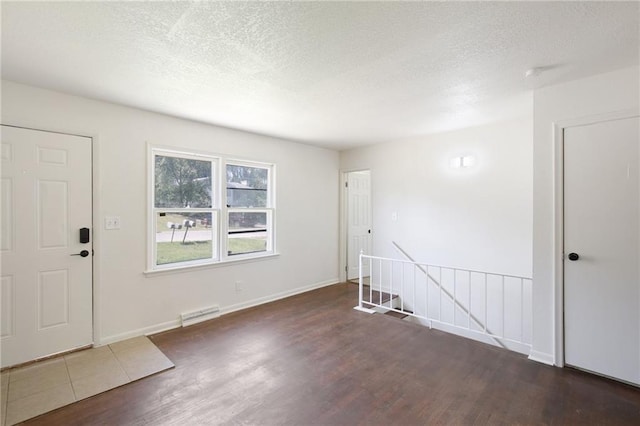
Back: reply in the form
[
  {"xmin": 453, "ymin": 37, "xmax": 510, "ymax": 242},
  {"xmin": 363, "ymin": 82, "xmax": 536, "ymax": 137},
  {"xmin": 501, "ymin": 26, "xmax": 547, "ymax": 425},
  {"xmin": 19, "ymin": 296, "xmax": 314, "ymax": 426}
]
[
  {"xmin": 568, "ymin": 253, "xmax": 579, "ymax": 261},
  {"xmin": 79, "ymin": 227, "xmax": 90, "ymax": 244}
]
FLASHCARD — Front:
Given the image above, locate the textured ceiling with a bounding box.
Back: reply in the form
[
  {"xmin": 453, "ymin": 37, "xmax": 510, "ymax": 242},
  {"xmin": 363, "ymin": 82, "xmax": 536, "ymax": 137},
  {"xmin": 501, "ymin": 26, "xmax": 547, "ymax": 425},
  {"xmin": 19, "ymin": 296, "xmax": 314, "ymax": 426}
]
[{"xmin": 1, "ymin": 1, "xmax": 638, "ymax": 150}]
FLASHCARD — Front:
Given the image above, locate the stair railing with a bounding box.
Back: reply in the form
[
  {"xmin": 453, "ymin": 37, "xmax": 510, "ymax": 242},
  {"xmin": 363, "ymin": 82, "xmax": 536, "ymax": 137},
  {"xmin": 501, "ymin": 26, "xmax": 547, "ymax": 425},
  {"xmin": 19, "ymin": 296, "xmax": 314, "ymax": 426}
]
[{"xmin": 354, "ymin": 245, "xmax": 532, "ymax": 351}]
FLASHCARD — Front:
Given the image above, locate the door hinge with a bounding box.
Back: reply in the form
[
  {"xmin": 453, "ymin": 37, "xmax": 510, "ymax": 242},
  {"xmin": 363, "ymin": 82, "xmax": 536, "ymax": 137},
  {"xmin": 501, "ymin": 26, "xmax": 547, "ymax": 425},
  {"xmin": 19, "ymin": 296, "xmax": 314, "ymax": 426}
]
[
  {"xmin": 345, "ymin": 266, "xmax": 348, "ymax": 272},
  {"xmin": 345, "ymin": 181, "xmax": 348, "ymax": 188}
]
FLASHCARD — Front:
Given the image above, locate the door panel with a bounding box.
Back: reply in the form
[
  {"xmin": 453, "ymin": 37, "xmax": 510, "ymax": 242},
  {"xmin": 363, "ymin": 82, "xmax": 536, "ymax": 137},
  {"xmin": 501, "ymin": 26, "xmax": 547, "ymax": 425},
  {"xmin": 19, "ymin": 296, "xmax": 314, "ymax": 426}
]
[
  {"xmin": 347, "ymin": 171, "xmax": 371, "ymax": 280},
  {"xmin": 1, "ymin": 275, "xmax": 15, "ymax": 338},
  {"xmin": 38, "ymin": 269, "xmax": 69, "ymax": 329},
  {"xmin": 564, "ymin": 117, "xmax": 640, "ymax": 385},
  {"xmin": 1, "ymin": 178, "xmax": 13, "ymax": 251},
  {"xmin": 38, "ymin": 180, "xmax": 69, "ymax": 248},
  {"xmin": 0, "ymin": 125, "xmax": 93, "ymax": 367}
]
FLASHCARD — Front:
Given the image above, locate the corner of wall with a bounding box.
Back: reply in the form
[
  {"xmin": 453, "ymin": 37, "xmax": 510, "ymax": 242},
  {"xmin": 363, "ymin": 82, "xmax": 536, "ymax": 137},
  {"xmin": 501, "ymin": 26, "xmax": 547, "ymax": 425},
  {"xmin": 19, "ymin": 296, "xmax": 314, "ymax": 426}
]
[{"xmin": 528, "ymin": 350, "xmax": 555, "ymax": 366}]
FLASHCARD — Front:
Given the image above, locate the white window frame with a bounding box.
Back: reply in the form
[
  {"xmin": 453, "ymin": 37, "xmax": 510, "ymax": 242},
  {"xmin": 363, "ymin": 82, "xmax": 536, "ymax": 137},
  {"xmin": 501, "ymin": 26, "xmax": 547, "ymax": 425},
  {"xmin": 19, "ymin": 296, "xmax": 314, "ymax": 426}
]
[
  {"xmin": 147, "ymin": 146, "xmax": 276, "ymax": 272},
  {"xmin": 149, "ymin": 147, "xmax": 220, "ymax": 270},
  {"xmin": 223, "ymin": 159, "xmax": 276, "ymax": 260}
]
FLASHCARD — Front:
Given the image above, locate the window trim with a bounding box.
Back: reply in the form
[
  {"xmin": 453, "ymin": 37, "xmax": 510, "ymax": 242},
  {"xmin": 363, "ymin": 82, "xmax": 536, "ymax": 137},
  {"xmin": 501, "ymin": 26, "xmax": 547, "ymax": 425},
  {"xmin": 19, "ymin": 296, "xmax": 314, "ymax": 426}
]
[
  {"xmin": 143, "ymin": 252, "xmax": 280, "ymax": 276},
  {"xmin": 149, "ymin": 148, "xmax": 220, "ymax": 270},
  {"xmin": 147, "ymin": 145, "xmax": 276, "ymax": 272},
  {"xmin": 222, "ymin": 159, "xmax": 275, "ymax": 260}
]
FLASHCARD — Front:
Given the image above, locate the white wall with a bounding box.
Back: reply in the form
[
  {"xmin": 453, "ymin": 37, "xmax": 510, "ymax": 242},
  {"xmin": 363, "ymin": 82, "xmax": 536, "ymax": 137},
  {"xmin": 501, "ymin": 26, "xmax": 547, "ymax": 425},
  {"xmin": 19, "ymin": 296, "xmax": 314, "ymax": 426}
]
[
  {"xmin": 340, "ymin": 114, "xmax": 533, "ymax": 278},
  {"xmin": 532, "ymin": 66, "xmax": 640, "ymax": 365},
  {"xmin": 1, "ymin": 80, "xmax": 340, "ymax": 344},
  {"xmin": 340, "ymin": 115, "xmax": 533, "ymax": 353}
]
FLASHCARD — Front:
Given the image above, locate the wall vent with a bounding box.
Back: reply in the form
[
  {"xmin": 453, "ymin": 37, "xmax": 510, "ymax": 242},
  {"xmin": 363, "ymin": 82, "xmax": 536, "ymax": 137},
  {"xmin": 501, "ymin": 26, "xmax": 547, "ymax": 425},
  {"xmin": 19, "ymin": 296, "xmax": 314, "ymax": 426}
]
[{"xmin": 180, "ymin": 305, "xmax": 220, "ymax": 327}]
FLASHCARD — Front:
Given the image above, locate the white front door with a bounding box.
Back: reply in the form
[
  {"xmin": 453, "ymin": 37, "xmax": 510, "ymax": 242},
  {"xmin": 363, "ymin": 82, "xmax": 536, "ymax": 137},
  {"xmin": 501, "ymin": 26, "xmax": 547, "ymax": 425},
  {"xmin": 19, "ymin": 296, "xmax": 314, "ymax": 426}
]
[
  {"xmin": 347, "ymin": 171, "xmax": 371, "ymax": 280},
  {"xmin": 564, "ymin": 116, "xmax": 640, "ymax": 385},
  {"xmin": 1, "ymin": 125, "xmax": 93, "ymax": 368}
]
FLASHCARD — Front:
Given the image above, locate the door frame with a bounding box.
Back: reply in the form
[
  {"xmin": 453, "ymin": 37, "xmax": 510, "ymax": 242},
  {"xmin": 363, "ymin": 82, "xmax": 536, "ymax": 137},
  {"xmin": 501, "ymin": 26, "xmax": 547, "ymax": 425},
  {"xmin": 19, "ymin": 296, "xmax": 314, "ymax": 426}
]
[
  {"xmin": 1, "ymin": 118, "xmax": 100, "ymax": 351},
  {"xmin": 339, "ymin": 169, "xmax": 371, "ymax": 283},
  {"xmin": 552, "ymin": 108, "xmax": 639, "ymax": 367}
]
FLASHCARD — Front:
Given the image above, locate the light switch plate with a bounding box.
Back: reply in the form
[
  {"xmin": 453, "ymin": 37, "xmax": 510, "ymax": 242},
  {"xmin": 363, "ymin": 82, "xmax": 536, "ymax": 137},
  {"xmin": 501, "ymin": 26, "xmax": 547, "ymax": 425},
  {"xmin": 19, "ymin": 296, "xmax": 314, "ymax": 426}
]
[{"xmin": 105, "ymin": 216, "xmax": 121, "ymax": 230}]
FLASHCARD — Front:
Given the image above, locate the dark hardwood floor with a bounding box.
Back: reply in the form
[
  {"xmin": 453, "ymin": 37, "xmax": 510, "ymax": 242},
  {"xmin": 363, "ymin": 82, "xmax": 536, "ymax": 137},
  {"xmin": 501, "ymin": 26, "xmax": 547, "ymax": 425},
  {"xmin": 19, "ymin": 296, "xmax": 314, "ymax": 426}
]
[{"xmin": 23, "ymin": 283, "xmax": 640, "ymax": 425}]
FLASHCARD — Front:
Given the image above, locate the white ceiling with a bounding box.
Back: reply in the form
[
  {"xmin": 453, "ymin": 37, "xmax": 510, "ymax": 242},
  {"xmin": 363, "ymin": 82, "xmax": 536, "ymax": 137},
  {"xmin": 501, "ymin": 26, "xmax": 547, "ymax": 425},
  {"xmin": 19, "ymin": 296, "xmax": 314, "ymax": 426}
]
[{"xmin": 2, "ymin": 1, "xmax": 638, "ymax": 150}]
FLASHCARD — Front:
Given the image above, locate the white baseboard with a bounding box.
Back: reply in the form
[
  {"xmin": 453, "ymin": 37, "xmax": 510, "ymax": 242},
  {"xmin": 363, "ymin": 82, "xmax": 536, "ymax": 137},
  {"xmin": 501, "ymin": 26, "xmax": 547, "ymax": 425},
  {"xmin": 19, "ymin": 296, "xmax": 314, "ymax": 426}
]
[
  {"xmin": 399, "ymin": 318, "xmax": 532, "ymax": 356},
  {"xmin": 97, "ymin": 319, "xmax": 181, "ymax": 346},
  {"xmin": 97, "ymin": 277, "xmax": 340, "ymax": 346},
  {"xmin": 528, "ymin": 350, "xmax": 555, "ymax": 366},
  {"xmin": 221, "ymin": 278, "xmax": 339, "ymax": 316}
]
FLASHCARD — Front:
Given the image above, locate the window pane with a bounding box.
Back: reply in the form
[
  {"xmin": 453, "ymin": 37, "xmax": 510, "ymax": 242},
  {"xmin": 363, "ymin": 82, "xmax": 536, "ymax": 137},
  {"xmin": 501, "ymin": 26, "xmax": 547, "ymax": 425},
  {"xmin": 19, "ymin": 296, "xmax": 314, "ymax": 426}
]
[
  {"xmin": 228, "ymin": 212, "xmax": 267, "ymax": 256},
  {"xmin": 226, "ymin": 164, "xmax": 268, "ymax": 208},
  {"xmin": 156, "ymin": 212, "xmax": 215, "ymax": 265},
  {"xmin": 155, "ymin": 155, "xmax": 212, "ymax": 208}
]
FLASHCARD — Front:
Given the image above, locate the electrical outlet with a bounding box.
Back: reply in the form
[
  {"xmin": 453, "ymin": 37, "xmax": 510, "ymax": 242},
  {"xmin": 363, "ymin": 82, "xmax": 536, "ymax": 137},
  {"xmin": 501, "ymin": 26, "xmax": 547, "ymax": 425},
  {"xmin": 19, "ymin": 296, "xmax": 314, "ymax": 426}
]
[
  {"xmin": 391, "ymin": 212, "xmax": 398, "ymax": 222},
  {"xmin": 235, "ymin": 281, "xmax": 244, "ymax": 292},
  {"xmin": 105, "ymin": 216, "xmax": 121, "ymax": 230}
]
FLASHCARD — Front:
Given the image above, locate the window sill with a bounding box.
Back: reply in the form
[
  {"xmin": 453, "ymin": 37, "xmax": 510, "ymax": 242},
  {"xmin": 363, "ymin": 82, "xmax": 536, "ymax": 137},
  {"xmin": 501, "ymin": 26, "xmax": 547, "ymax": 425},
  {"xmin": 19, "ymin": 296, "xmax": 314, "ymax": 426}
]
[{"xmin": 144, "ymin": 252, "xmax": 280, "ymax": 277}]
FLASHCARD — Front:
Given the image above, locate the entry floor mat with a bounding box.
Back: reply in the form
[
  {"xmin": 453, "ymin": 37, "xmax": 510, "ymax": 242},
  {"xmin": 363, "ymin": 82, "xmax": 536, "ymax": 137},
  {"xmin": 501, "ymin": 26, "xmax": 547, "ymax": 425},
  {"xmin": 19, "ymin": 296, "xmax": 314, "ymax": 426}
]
[{"xmin": 1, "ymin": 336, "xmax": 174, "ymax": 426}]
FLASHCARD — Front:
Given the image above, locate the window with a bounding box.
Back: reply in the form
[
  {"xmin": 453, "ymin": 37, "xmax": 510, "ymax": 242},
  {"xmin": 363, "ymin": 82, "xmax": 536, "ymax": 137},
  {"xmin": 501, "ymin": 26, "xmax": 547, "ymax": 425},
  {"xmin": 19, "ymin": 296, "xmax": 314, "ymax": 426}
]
[
  {"xmin": 226, "ymin": 163, "xmax": 273, "ymax": 256},
  {"xmin": 151, "ymin": 151, "xmax": 218, "ymax": 269},
  {"xmin": 149, "ymin": 148, "xmax": 275, "ymax": 271}
]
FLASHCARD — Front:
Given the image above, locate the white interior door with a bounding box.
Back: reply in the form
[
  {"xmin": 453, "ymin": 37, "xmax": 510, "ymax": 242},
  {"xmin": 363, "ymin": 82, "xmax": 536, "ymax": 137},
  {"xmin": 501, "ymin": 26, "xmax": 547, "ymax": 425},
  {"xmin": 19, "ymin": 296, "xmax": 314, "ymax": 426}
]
[
  {"xmin": 564, "ymin": 116, "xmax": 640, "ymax": 385},
  {"xmin": 347, "ymin": 171, "xmax": 371, "ymax": 280},
  {"xmin": 1, "ymin": 125, "xmax": 93, "ymax": 368}
]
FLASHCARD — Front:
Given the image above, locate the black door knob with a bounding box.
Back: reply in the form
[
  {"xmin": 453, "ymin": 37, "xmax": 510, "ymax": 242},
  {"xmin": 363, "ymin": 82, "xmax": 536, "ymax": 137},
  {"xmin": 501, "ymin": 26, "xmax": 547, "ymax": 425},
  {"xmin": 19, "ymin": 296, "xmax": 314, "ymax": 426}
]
[
  {"xmin": 568, "ymin": 252, "xmax": 579, "ymax": 261},
  {"xmin": 71, "ymin": 250, "xmax": 90, "ymax": 258}
]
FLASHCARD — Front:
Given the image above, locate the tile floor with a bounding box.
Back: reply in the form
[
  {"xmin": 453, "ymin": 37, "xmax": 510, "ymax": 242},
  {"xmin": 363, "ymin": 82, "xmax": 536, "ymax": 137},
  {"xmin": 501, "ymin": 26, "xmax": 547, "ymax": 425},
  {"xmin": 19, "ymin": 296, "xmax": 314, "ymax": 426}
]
[{"xmin": 0, "ymin": 336, "xmax": 174, "ymax": 426}]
